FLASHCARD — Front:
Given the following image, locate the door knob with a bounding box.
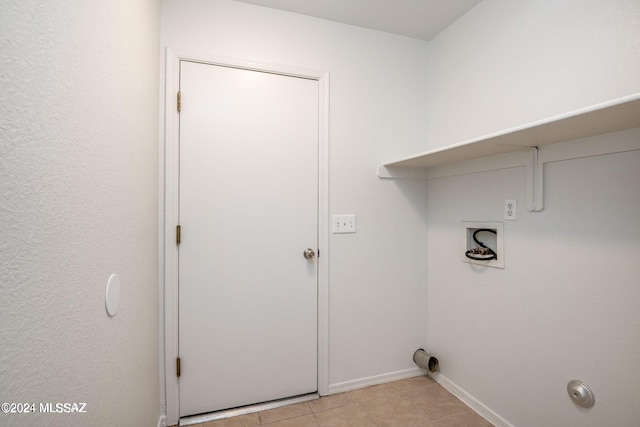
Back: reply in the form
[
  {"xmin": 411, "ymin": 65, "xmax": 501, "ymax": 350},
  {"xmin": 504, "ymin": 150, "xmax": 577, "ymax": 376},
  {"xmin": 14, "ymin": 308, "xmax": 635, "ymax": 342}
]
[{"xmin": 303, "ymin": 248, "xmax": 316, "ymax": 260}]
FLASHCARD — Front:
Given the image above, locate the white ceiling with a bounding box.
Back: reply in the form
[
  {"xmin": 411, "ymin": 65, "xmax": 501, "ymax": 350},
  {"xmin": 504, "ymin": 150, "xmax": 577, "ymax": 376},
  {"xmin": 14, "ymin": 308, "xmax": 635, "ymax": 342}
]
[{"xmin": 234, "ymin": 0, "xmax": 481, "ymax": 40}]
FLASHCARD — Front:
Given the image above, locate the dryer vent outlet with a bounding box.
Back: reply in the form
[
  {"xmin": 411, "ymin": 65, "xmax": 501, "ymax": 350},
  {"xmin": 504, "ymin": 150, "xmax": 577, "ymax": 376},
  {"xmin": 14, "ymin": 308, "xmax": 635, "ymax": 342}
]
[{"xmin": 413, "ymin": 349, "xmax": 439, "ymax": 373}]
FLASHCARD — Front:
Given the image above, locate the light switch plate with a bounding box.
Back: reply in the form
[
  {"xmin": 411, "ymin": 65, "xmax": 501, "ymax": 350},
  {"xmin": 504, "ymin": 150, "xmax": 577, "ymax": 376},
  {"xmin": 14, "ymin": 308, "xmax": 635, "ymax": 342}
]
[{"xmin": 332, "ymin": 215, "xmax": 356, "ymax": 233}]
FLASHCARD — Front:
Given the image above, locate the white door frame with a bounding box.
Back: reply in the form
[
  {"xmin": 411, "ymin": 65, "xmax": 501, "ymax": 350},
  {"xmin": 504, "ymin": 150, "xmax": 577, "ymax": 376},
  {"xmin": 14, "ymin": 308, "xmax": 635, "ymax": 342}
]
[{"xmin": 161, "ymin": 48, "xmax": 330, "ymax": 426}]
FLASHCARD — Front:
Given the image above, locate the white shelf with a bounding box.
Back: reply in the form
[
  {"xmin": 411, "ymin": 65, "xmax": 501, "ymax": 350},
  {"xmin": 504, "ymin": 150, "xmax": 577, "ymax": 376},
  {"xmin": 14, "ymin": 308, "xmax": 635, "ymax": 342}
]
[{"xmin": 378, "ymin": 93, "xmax": 640, "ymax": 177}]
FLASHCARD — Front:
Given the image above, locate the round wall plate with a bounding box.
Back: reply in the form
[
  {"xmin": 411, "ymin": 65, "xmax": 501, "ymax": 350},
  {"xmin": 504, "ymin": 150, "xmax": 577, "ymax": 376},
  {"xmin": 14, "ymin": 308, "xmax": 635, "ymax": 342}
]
[
  {"xmin": 567, "ymin": 380, "xmax": 595, "ymax": 408},
  {"xmin": 105, "ymin": 274, "xmax": 121, "ymax": 317}
]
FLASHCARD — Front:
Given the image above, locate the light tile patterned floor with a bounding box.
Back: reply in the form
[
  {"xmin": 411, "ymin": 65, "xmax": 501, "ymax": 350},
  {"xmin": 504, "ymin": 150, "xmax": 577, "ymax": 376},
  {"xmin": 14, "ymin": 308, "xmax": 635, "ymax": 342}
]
[{"xmin": 186, "ymin": 375, "xmax": 494, "ymax": 427}]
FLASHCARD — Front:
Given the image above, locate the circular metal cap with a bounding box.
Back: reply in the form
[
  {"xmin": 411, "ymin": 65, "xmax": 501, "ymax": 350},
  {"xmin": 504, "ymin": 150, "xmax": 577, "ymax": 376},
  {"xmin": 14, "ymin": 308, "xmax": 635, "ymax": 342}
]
[{"xmin": 567, "ymin": 380, "xmax": 595, "ymax": 408}]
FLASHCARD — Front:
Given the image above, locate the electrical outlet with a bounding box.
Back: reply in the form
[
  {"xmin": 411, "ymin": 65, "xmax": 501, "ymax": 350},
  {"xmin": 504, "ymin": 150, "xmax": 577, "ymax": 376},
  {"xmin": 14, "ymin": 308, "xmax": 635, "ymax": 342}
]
[
  {"xmin": 504, "ymin": 199, "xmax": 517, "ymax": 220},
  {"xmin": 332, "ymin": 214, "xmax": 356, "ymax": 233}
]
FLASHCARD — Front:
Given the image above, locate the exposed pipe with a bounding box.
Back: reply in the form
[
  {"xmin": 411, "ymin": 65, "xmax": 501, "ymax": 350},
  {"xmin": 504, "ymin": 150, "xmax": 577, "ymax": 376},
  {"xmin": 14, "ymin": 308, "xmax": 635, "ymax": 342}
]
[{"xmin": 413, "ymin": 349, "xmax": 439, "ymax": 373}]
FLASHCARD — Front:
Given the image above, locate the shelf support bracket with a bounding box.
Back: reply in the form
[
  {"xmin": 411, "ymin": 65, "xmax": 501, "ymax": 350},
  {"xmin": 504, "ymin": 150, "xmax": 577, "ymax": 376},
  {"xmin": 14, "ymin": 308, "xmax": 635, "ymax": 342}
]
[{"xmin": 526, "ymin": 147, "xmax": 544, "ymax": 212}]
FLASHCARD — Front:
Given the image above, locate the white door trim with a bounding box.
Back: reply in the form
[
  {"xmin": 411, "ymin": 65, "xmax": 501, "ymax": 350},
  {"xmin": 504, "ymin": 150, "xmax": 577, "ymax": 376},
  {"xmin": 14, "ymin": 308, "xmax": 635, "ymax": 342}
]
[{"xmin": 161, "ymin": 48, "xmax": 330, "ymax": 426}]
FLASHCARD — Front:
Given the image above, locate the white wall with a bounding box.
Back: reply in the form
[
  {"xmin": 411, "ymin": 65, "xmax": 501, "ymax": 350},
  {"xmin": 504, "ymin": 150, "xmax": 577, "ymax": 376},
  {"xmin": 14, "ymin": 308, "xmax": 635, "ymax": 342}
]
[
  {"xmin": 427, "ymin": 0, "xmax": 640, "ymax": 148},
  {"xmin": 427, "ymin": 133, "xmax": 640, "ymax": 426},
  {"xmin": 0, "ymin": 1, "xmax": 160, "ymax": 426},
  {"xmin": 161, "ymin": 0, "xmax": 429, "ymax": 395},
  {"xmin": 425, "ymin": 1, "xmax": 640, "ymax": 426}
]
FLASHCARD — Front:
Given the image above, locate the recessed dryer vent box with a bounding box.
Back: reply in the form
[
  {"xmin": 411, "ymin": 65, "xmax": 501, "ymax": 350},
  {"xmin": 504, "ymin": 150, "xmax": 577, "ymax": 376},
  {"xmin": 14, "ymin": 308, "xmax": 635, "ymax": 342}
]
[{"xmin": 463, "ymin": 222, "xmax": 504, "ymax": 269}]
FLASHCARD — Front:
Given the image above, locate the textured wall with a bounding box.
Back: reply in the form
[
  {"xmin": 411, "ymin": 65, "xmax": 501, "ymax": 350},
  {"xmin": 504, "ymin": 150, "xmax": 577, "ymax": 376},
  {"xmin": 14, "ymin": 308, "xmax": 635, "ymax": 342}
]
[{"xmin": 0, "ymin": 1, "xmax": 160, "ymax": 426}]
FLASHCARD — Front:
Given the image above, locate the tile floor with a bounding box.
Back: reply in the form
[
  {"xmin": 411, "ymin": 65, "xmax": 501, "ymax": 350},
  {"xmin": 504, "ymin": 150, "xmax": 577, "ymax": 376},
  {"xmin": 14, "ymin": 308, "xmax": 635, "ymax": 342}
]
[{"xmin": 186, "ymin": 375, "xmax": 494, "ymax": 427}]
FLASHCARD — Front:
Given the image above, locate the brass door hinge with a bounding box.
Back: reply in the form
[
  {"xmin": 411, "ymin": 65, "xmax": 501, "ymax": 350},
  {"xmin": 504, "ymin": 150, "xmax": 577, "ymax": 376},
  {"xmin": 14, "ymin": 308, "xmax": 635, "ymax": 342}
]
[
  {"xmin": 176, "ymin": 225, "xmax": 181, "ymax": 245},
  {"xmin": 177, "ymin": 91, "xmax": 182, "ymax": 112},
  {"xmin": 176, "ymin": 357, "xmax": 181, "ymax": 377}
]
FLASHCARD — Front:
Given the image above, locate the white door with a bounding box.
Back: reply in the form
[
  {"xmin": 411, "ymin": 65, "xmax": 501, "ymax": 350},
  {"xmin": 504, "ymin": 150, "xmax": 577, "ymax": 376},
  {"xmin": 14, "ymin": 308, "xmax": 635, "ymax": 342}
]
[{"xmin": 178, "ymin": 60, "xmax": 319, "ymax": 417}]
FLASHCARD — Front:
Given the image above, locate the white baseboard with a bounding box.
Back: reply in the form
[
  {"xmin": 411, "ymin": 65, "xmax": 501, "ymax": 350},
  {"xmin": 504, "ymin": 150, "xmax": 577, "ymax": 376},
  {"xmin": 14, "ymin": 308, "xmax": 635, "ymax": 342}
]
[
  {"xmin": 327, "ymin": 367, "xmax": 425, "ymax": 395},
  {"xmin": 157, "ymin": 414, "xmax": 167, "ymax": 427},
  {"xmin": 433, "ymin": 373, "xmax": 513, "ymax": 427}
]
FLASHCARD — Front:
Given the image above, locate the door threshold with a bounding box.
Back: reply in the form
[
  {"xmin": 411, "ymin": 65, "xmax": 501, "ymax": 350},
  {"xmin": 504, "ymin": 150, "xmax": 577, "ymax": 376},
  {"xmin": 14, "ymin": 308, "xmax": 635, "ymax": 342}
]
[{"xmin": 179, "ymin": 392, "xmax": 320, "ymax": 426}]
